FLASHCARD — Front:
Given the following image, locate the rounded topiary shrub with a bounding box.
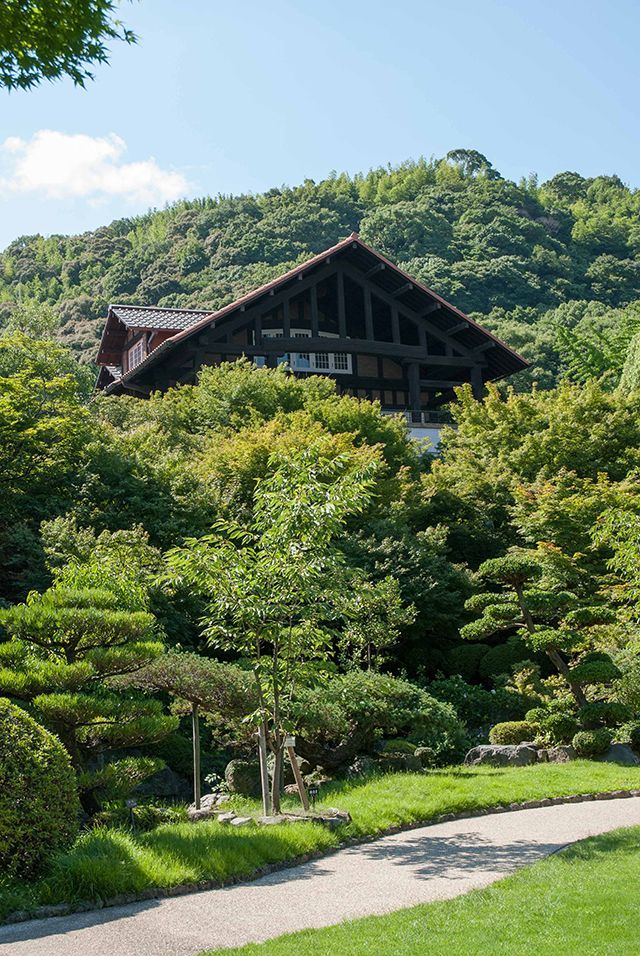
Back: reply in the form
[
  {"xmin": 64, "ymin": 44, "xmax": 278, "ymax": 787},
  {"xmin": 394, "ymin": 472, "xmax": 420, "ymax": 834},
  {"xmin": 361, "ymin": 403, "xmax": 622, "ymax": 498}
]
[
  {"xmin": 381, "ymin": 738, "xmax": 416, "ymax": 755},
  {"xmin": 578, "ymin": 701, "xmax": 631, "ymax": 729},
  {"xmin": 572, "ymin": 728, "xmax": 612, "ymax": 758},
  {"xmin": 489, "ymin": 721, "xmax": 536, "ymax": 745},
  {"xmin": 0, "ymin": 698, "xmax": 80, "ymax": 880}
]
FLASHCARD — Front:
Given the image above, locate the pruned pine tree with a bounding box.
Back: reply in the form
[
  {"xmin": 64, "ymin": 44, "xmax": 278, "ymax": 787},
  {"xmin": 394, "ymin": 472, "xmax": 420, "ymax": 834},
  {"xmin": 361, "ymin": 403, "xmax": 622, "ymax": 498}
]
[
  {"xmin": 461, "ymin": 551, "xmax": 618, "ymax": 709},
  {"xmin": 0, "ymin": 587, "xmax": 176, "ymax": 812}
]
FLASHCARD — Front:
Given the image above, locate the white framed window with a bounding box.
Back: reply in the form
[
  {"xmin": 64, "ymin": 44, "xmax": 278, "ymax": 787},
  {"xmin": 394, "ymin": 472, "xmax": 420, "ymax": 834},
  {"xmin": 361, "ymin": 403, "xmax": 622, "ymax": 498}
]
[
  {"xmin": 261, "ymin": 328, "xmax": 351, "ymax": 374},
  {"xmin": 333, "ymin": 352, "xmax": 349, "ymax": 372},
  {"xmin": 127, "ymin": 338, "xmax": 146, "ymax": 370}
]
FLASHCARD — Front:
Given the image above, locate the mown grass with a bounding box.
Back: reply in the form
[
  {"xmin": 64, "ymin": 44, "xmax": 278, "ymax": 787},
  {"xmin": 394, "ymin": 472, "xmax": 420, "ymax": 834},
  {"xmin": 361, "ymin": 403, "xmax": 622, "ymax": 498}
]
[
  {"xmin": 203, "ymin": 825, "xmax": 640, "ymax": 955},
  {"xmin": 2, "ymin": 761, "xmax": 640, "ymax": 922}
]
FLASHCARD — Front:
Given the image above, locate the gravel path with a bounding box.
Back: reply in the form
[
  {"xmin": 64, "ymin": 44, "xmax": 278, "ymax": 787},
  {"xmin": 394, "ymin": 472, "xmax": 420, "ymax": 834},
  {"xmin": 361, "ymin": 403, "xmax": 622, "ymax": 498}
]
[{"xmin": 2, "ymin": 797, "xmax": 640, "ymax": 956}]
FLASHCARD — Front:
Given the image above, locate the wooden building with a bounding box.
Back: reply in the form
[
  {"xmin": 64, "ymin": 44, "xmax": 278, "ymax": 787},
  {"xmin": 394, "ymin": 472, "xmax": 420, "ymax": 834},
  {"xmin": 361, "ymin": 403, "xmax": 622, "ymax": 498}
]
[{"xmin": 96, "ymin": 234, "xmax": 527, "ymax": 439}]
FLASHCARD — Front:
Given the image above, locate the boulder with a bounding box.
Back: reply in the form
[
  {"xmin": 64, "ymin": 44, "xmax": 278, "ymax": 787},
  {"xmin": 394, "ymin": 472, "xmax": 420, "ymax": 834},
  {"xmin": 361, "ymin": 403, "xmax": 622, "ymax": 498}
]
[
  {"xmin": 229, "ymin": 816, "xmax": 254, "ymax": 827},
  {"xmin": 346, "ymin": 756, "xmax": 376, "ymax": 778},
  {"xmin": 134, "ymin": 766, "xmax": 191, "ymax": 801},
  {"xmin": 464, "ymin": 744, "xmax": 538, "ymax": 767},
  {"xmin": 224, "ymin": 759, "xmax": 262, "ymax": 797},
  {"xmin": 217, "ymin": 811, "xmax": 237, "ymax": 824},
  {"xmin": 598, "ymin": 743, "xmax": 640, "ymax": 766},
  {"xmin": 547, "ymin": 745, "xmax": 577, "ymax": 763}
]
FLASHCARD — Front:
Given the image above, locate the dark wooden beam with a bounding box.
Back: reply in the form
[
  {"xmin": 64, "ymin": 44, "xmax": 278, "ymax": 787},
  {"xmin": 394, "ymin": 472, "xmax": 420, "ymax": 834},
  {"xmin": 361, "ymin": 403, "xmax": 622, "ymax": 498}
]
[
  {"xmin": 365, "ymin": 262, "xmax": 385, "ymax": 277},
  {"xmin": 364, "ymin": 286, "xmax": 374, "ymax": 340},
  {"xmin": 392, "ymin": 282, "xmax": 412, "ymax": 298},
  {"xmin": 470, "ymin": 365, "xmax": 485, "ymax": 399},
  {"xmin": 408, "ymin": 362, "xmax": 421, "ymax": 414},
  {"xmin": 445, "ymin": 321, "xmax": 469, "ymax": 334},
  {"xmin": 282, "ymin": 299, "xmax": 290, "ymax": 337},
  {"xmin": 472, "ymin": 340, "xmax": 496, "ymax": 354},
  {"xmin": 391, "ymin": 305, "xmax": 400, "ymax": 344},
  {"xmin": 419, "ymin": 302, "xmax": 441, "ymax": 316},
  {"xmin": 337, "ymin": 270, "xmax": 346, "ymax": 337},
  {"xmin": 310, "ymin": 284, "xmax": 319, "ymax": 336}
]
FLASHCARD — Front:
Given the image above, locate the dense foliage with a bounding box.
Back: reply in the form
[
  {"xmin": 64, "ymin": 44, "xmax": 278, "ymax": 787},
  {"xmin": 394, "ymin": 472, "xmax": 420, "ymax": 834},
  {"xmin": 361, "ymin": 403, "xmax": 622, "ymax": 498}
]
[
  {"xmin": 0, "ymin": 0, "xmax": 136, "ymax": 90},
  {"xmin": 0, "ymin": 697, "xmax": 79, "ymax": 879},
  {"xmin": 3, "ymin": 150, "xmax": 640, "ymax": 391}
]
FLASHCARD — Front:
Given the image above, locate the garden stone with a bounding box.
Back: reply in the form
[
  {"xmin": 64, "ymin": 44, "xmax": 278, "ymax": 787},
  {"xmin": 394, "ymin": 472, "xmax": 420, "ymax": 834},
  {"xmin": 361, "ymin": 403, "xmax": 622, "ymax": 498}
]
[
  {"xmin": 537, "ymin": 749, "xmax": 549, "ymax": 762},
  {"xmin": 217, "ymin": 811, "xmax": 237, "ymax": 824},
  {"xmin": 598, "ymin": 743, "xmax": 640, "ymax": 766},
  {"xmin": 188, "ymin": 792, "xmax": 226, "ymax": 814},
  {"xmin": 134, "ymin": 766, "xmax": 191, "ymax": 801},
  {"xmin": 547, "ymin": 745, "xmax": 576, "ymax": 763},
  {"xmin": 229, "ymin": 816, "xmax": 254, "ymax": 827},
  {"xmin": 346, "ymin": 756, "xmax": 376, "ymax": 778},
  {"xmin": 464, "ymin": 744, "xmax": 537, "ymax": 767},
  {"xmin": 187, "ymin": 808, "xmax": 214, "ymax": 822},
  {"xmin": 257, "ymin": 815, "xmax": 289, "ymax": 825},
  {"xmin": 224, "ymin": 759, "xmax": 262, "ymax": 797}
]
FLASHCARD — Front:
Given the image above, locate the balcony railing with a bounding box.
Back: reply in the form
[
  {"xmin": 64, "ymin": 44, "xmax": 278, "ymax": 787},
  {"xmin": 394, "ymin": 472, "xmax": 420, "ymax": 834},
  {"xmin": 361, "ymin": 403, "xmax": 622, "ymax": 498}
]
[{"xmin": 382, "ymin": 409, "xmax": 453, "ymax": 426}]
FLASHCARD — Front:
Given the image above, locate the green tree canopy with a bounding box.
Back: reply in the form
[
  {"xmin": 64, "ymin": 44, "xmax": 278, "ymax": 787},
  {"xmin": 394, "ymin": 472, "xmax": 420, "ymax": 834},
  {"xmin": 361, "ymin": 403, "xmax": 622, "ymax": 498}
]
[{"xmin": 0, "ymin": 0, "xmax": 136, "ymax": 90}]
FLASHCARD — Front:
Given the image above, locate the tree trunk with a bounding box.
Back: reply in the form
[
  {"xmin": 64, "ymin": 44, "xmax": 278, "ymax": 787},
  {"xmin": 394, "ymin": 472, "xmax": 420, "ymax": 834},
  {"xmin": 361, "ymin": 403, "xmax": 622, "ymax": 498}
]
[
  {"xmin": 257, "ymin": 722, "xmax": 271, "ymax": 817},
  {"xmin": 546, "ymin": 648, "xmax": 588, "ymax": 709},
  {"xmin": 191, "ymin": 702, "xmax": 201, "ymax": 810},
  {"xmin": 271, "ymin": 744, "xmax": 284, "ymax": 815},
  {"xmin": 514, "ymin": 585, "xmax": 588, "ymax": 709}
]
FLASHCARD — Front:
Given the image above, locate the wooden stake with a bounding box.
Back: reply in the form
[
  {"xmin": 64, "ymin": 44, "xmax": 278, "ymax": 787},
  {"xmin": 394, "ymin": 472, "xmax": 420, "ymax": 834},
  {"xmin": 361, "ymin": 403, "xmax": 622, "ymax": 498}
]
[
  {"xmin": 192, "ymin": 702, "xmax": 201, "ymax": 810},
  {"xmin": 287, "ymin": 746, "xmax": 310, "ymax": 812}
]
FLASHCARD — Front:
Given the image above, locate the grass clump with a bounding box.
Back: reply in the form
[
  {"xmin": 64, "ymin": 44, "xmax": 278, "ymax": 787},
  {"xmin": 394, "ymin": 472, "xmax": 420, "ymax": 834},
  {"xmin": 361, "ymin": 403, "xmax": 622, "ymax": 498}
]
[{"xmin": 202, "ymin": 826, "xmax": 640, "ymax": 955}]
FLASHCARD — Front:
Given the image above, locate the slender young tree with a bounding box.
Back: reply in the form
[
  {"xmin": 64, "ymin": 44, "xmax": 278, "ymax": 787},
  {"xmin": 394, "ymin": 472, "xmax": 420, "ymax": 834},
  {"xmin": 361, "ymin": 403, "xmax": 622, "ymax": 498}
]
[{"xmin": 165, "ymin": 448, "xmax": 378, "ymax": 814}]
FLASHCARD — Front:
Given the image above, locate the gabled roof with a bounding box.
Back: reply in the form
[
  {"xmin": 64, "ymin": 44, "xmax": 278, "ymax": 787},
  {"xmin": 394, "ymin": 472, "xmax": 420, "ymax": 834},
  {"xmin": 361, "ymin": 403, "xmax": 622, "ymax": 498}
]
[
  {"xmin": 100, "ymin": 233, "xmax": 529, "ymax": 393},
  {"xmin": 110, "ymin": 305, "xmax": 216, "ymax": 331}
]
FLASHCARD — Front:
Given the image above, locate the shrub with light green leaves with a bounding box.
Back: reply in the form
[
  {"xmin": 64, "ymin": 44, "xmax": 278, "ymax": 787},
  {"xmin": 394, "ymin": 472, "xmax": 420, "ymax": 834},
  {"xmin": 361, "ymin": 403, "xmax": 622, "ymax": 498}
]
[
  {"xmin": 0, "ymin": 698, "xmax": 80, "ymax": 880},
  {"xmin": 489, "ymin": 721, "xmax": 537, "ymax": 745}
]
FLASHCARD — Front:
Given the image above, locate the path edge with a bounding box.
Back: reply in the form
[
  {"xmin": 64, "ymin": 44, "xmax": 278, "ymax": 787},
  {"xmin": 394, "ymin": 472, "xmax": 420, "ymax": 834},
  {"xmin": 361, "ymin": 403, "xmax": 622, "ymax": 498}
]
[{"xmin": 5, "ymin": 787, "xmax": 640, "ymax": 926}]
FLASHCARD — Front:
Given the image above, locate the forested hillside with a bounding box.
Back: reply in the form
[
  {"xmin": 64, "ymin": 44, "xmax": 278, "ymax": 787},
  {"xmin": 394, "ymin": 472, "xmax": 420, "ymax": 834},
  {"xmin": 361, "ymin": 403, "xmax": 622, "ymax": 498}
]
[{"xmin": 2, "ymin": 148, "xmax": 640, "ymax": 388}]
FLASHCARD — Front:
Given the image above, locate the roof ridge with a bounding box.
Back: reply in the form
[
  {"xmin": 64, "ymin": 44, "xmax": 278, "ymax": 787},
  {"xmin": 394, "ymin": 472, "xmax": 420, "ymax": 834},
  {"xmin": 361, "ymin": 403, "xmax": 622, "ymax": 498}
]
[{"xmin": 110, "ymin": 304, "xmax": 216, "ymax": 314}]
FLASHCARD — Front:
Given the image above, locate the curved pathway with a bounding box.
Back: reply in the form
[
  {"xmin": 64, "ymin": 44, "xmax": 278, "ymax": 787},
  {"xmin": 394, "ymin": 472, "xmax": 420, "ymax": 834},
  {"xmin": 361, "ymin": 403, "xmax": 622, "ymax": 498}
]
[{"xmin": 2, "ymin": 797, "xmax": 640, "ymax": 956}]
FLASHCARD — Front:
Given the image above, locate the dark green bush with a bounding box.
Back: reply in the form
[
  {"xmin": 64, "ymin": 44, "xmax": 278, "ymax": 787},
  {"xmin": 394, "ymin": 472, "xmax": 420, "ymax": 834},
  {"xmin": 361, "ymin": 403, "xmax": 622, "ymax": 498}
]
[
  {"xmin": 446, "ymin": 643, "xmax": 490, "ymax": 681},
  {"xmin": 381, "ymin": 738, "xmax": 416, "ymax": 755},
  {"xmin": 427, "ymin": 675, "xmax": 527, "ymax": 733},
  {"xmin": 618, "ymin": 721, "xmax": 640, "ymax": 752},
  {"xmin": 478, "ymin": 637, "xmax": 531, "ymax": 681},
  {"xmin": 414, "ymin": 746, "xmax": 436, "ymax": 768},
  {"xmin": 488, "ymin": 721, "xmax": 536, "ymax": 745},
  {"xmin": 296, "ymin": 671, "xmax": 467, "ymax": 767},
  {"xmin": 0, "ymin": 698, "xmax": 80, "ymax": 880},
  {"xmin": 526, "ymin": 706, "xmax": 580, "ymax": 744},
  {"xmin": 572, "ymin": 728, "xmax": 612, "ymax": 758},
  {"xmin": 579, "ymin": 701, "xmax": 631, "ymax": 729}
]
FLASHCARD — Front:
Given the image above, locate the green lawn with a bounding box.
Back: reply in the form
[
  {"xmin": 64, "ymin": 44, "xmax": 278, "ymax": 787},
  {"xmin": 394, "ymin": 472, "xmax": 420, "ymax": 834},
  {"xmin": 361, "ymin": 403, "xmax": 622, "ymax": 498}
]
[
  {"xmin": 202, "ymin": 825, "xmax": 640, "ymax": 955},
  {"xmin": 2, "ymin": 761, "xmax": 640, "ymax": 922}
]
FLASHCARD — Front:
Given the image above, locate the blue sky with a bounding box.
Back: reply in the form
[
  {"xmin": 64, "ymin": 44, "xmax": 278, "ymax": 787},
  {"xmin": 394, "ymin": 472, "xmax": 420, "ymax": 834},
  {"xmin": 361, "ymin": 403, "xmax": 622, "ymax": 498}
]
[{"xmin": 0, "ymin": 0, "xmax": 638, "ymax": 249}]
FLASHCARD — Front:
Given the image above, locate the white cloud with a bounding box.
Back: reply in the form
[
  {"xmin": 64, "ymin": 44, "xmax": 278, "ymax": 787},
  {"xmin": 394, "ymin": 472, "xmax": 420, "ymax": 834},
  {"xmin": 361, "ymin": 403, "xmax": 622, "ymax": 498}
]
[{"xmin": 0, "ymin": 130, "xmax": 189, "ymax": 204}]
